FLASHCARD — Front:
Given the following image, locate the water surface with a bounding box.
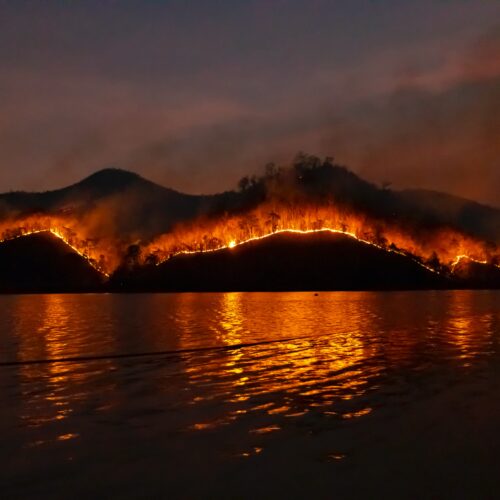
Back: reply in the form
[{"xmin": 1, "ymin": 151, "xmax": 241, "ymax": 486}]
[{"xmin": 1, "ymin": 291, "xmax": 500, "ymax": 498}]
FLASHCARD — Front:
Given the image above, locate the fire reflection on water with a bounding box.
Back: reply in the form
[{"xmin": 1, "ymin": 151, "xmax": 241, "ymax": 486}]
[
  {"xmin": 11, "ymin": 295, "xmax": 117, "ymax": 441},
  {"xmin": 446, "ymin": 291, "xmax": 497, "ymax": 367},
  {"xmin": 3, "ymin": 291, "xmax": 499, "ymax": 453},
  {"xmin": 176, "ymin": 293, "xmax": 379, "ymax": 430},
  {"xmin": 218, "ymin": 293, "xmax": 247, "ymax": 392},
  {"xmin": 14, "ymin": 295, "xmax": 74, "ymax": 426}
]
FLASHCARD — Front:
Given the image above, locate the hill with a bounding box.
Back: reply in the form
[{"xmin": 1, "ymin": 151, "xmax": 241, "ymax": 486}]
[
  {"xmin": 0, "ymin": 232, "xmax": 104, "ymax": 293},
  {"xmin": 1, "ymin": 230, "xmax": 497, "ymax": 293},
  {"xmin": 111, "ymin": 231, "xmax": 449, "ymax": 292}
]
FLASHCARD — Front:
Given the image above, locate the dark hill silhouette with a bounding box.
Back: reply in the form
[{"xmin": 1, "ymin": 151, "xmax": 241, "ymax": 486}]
[
  {"xmin": 0, "ymin": 230, "xmax": 496, "ymax": 293},
  {"xmin": 0, "ymin": 168, "xmax": 147, "ymax": 210},
  {"xmin": 0, "ymin": 232, "xmax": 104, "ymax": 293},
  {"xmin": 72, "ymin": 168, "xmax": 146, "ymax": 194},
  {"xmin": 111, "ymin": 231, "xmax": 449, "ymax": 292}
]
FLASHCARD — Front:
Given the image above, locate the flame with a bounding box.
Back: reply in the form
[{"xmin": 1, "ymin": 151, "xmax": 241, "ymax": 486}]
[
  {"xmin": 165, "ymin": 228, "xmax": 440, "ymax": 274},
  {"xmin": 144, "ymin": 202, "xmax": 500, "ymax": 274},
  {"xmin": 0, "ymin": 200, "xmax": 498, "ymax": 279},
  {"xmin": 450, "ymin": 254, "xmax": 498, "ymax": 273},
  {"xmin": 0, "ymin": 215, "xmax": 116, "ymax": 276}
]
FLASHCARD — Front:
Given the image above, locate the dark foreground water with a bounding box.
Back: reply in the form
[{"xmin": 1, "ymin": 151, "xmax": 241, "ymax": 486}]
[{"xmin": 1, "ymin": 291, "xmax": 500, "ymax": 498}]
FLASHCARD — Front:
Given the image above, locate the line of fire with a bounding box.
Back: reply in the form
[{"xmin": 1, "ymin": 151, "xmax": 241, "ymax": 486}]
[{"xmin": 0, "ymin": 201, "xmax": 498, "ymax": 280}]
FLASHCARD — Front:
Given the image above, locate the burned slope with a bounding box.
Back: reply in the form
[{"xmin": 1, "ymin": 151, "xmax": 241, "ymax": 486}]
[
  {"xmin": 114, "ymin": 231, "xmax": 448, "ymax": 292},
  {"xmin": 0, "ymin": 232, "xmax": 104, "ymax": 293}
]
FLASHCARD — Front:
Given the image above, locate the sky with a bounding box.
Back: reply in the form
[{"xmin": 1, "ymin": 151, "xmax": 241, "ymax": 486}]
[{"xmin": 0, "ymin": 0, "xmax": 499, "ymax": 205}]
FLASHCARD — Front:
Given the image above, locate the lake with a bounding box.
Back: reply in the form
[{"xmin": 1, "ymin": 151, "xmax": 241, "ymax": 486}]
[{"xmin": 1, "ymin": 291, "xmax": 500, "ymax": 498}]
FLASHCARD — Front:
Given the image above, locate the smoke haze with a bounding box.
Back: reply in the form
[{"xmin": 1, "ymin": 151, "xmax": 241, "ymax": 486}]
[{"xmin": 0, "ymin": 1, "xmax": 498, "ymax": 205}]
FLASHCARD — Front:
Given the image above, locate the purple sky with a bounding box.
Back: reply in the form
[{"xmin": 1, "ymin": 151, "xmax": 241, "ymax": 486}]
[{"xmin": 0, "ymin": 0, "xmax": 499, "ymax": 205}]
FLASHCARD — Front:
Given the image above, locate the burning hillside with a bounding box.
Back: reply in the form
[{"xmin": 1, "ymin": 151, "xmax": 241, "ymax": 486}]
[
  {"xmin": 0, "ymin": 215, "xmax": 118, "ymax": 275},
  {"xmin": 112, "ymin": 231, "xmax": 445, "ymax": 292},
  {"xmin": 0, "ymin": 232, "xmax": 104, "ymax": 293},
  {"xmin": 142, "ymin": 200, "xmax": 496, "ymax": 275},
  {"xmin": 141, "ymin": 156, "xmax": 499, "ymax": 277},
  {"xmin": 0, "ymin": 155, "xmax": 499, "ymax": 290}
]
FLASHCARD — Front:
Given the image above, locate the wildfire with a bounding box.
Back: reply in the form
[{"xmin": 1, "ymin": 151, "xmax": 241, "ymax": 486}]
[
  {"xmin": 0, "ymin": 215, "xmax": 116, "ymax": 276},
  {"xmin": 0, "ymin": 228, "xmax": 110, "ymax": 277},
  {"xmin": 0, "ymin": 200, "xmax": 498, "ymax": 279},
  {"xmin": 450, "ymin": 254, "xmax": 493, "ymax": 271},
  {"xmin": 144, "ymin": 202, "xmax": 500, "ymax": 275},
  {"xmin": 161, "ymin": 227, "xmax": 440, "ymax": 275}
]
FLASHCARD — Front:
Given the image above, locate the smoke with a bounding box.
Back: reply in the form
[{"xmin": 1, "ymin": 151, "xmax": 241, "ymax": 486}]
[
  {"xmin": 123, "ymin": 29, "xmax": 500, "ymax": 206},
  {"xmin": 0, "ymin": 6, "xmax": 498, "ymax": 206},
  {"xmin": 320, "ymin": 29, "xmax": 500, "ymax": 207}
]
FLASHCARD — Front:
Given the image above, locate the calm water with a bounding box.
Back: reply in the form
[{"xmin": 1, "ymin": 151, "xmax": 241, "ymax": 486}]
[{"xmin": 1, "ymin": 291, "xmax": 500, "ymax": 498}]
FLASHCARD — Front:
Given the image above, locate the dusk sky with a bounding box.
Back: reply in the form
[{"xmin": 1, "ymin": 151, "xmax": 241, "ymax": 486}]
[{"xmin": 1, "ymin": 0, "xmax": 499, "ymax": 205}]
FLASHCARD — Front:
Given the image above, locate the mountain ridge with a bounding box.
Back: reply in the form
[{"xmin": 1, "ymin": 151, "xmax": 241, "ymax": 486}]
[{"xmin": 2, "ymin": 165, "xmax": 498, "ymax": 211}]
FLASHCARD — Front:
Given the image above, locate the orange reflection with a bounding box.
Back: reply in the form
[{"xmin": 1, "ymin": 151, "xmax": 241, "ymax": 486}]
[
  {"xmin": 178, "ymin": 292, "xmax": 377, "ymax": 431},
  {"xmin": 3, "ymin": 290, "xmax": 498, "ymax": 457},
  {"xmin": 445, "ymin": 291, "xmax": 495, "ymax": 367},
  {"xmin": 12, "ymin": 295, "xmax": 116, "ymax": 432}
]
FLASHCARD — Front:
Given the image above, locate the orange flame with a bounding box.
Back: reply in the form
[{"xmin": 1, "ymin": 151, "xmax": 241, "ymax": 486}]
[
  {"xmin": 0, "ymin": 201, "xmax": 498, "ymax": 278},
  {"xmin": 0, "ymin": 215, "xmax": 118, "ymax": 276},
  {"xmin": 144, "ymin": 201, "xmax": 499, "ymax": 273}
]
